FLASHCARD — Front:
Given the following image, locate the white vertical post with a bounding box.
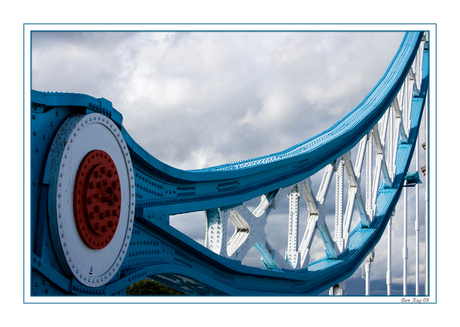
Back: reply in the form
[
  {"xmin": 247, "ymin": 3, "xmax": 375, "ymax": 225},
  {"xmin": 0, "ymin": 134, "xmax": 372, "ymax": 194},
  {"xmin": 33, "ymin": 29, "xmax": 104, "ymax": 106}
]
[
  {"xmin": 403, "ymin": 187, "xmax": 408, "ymax": 295},
  {"xmin": 365, "ymin": 262, "xmax": 371, "ymax": 296},
  {"xmin": 424, "ymin": 52, "xmax": 429, "ymax": 297},
  {"xmin": 420, "ymin": 90, "xmax": 428, "ymax": 296},
  {"xmin": 415, "ymin": 138, "xmax": 420, "ymax": 295},
  {"xmin": 363, "ymin": 250, "xmax": 374, "ymax": 296},
  {"xmin": 366, "ymin": 131, "xmax": 373, "ymax": 219},
  {"xmin": 387, "ymin": 107, "xmax": 394, "ymax": 179},
  {"xmin": 335, "ymin": 157, "xmax": 344, "ymax": 253},
  {"xmin": 286, "ymin": 186, "xmax": 301, "ymax": 268},
  {"xmin": 386, "ymin": 214, "xmax": 393, "ymax": 295},
  {"xmin": 329, "ymin": 281, "xmax": 346, "ymax": 296}
]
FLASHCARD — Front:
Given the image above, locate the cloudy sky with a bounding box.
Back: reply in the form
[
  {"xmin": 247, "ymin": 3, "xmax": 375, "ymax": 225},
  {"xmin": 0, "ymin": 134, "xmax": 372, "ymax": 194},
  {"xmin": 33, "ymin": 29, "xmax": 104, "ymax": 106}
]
[{"xmin": 31, "ymin": 29, "xmax": 427, "ymax": 295}]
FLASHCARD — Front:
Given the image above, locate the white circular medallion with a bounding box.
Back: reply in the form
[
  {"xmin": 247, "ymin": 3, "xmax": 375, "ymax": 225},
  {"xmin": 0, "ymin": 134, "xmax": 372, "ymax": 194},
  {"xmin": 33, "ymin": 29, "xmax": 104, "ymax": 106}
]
[{"xmin": 46, "ymin": 113, "xmax": 135, "ymax": 287}]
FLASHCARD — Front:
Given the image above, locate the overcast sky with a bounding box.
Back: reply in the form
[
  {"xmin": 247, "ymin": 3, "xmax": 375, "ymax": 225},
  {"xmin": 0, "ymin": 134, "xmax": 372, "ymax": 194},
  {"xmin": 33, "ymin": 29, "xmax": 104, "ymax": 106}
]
[{"xmin": 31, "ymin": 30, "xmax": 427, "ymax": 295}]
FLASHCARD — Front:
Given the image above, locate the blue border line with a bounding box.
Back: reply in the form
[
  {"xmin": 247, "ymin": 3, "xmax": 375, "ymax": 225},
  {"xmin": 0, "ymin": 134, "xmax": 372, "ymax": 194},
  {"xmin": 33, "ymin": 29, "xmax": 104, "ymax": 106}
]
[{"xmin": 24, "ymin": 23, "xmax": 437, "ymax": 305}]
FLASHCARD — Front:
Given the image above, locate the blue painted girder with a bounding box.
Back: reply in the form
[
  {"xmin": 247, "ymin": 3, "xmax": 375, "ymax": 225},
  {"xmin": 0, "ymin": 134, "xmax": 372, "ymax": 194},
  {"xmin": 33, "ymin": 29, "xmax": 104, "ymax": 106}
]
[
  {"xmin": 117, "ymin": 32, "xmax": 429, "ymax": 295},
  {"xmin": 126, "ymin": 40, "xmax": 429, "ymax": 295},
  {"xmin": 30, "ymin": 31, "xmax": 428, "ymax": 295}
]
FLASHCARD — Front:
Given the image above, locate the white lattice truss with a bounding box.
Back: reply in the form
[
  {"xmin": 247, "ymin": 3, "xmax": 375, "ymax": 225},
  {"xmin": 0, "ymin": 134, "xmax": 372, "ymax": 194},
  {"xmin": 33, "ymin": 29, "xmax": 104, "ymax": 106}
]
[{"xmin": 203, "ymin": 35, "xmax": 426, "ymax": 273}]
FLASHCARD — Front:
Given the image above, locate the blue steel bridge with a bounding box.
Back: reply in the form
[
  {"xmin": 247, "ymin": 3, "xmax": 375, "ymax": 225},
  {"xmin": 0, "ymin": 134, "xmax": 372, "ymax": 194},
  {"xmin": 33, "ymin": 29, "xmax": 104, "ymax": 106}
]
[{"xmin": 30, "ymin": 31, "xmax": 429, "ymax": 296}]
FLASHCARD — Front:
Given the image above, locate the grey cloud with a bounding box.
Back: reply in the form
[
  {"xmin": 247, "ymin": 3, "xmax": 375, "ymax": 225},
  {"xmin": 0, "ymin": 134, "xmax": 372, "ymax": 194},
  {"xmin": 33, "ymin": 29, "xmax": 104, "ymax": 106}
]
[{"xmin": 32, "ymin": 31, "xmax": 404, "ymax": 170}]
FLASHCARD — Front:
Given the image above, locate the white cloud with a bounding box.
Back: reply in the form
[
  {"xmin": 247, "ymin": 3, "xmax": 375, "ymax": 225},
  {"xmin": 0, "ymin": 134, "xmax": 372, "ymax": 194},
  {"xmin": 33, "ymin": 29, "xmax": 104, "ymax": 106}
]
[{"xmin": 32, "ymin": 31, "xmax": 405, "ymax": 169}]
